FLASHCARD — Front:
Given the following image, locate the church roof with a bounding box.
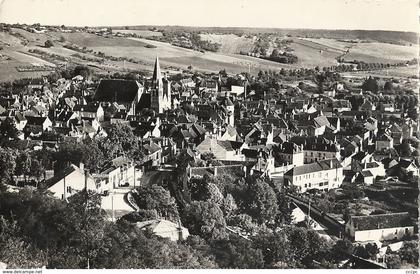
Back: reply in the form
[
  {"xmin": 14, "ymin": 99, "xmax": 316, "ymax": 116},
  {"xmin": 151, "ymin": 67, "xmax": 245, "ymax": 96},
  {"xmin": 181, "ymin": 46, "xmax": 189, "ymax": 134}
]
[
  {"xmin": 94, "ymin": 79, "xmax": 142, "ymax": 104},
  {"xmin": 152, "ymin": 56, "xmax": 163, "ymax": 88}
]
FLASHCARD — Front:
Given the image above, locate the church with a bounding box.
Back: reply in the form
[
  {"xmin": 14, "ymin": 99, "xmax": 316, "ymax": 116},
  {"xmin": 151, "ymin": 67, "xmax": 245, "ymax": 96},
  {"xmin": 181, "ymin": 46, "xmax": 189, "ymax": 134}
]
[
  {"xmin": 150, "ymin": 56, "xmax": 171, "ymax": 113},
  {"xmin": 93, "ymin": 56, "xmax": 171, "ymax": 115}
]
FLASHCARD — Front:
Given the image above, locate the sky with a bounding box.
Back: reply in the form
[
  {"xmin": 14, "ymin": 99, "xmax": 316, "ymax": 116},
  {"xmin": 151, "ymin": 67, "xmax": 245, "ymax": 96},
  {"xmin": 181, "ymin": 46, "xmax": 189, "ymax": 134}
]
[{"xmin": 0, "ymin": 0, "xmax": 418, "ymax": 32}]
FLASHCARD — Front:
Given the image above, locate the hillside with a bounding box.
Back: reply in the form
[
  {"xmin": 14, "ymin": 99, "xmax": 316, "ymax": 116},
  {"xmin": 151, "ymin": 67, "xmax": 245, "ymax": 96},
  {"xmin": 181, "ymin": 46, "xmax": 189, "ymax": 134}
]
[
  {"xmin": 0, "ymin": 27, "xmax": 417, "ymax": 82},
  {"xmin": 127, "ymin": 26, "xmax": 418, "ymax": 45}
]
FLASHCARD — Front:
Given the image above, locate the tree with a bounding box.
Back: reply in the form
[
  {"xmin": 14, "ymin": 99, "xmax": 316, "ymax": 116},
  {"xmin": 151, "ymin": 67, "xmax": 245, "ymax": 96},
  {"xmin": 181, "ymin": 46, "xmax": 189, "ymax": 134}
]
[
  {"xmin": 0, "ymin": 147, "xmax": 16, "ymax": 187},
  {"xmin": 227, "ymin": 213, "xmax": 258, "ymax": 235},
  {"xmin": 182, "ymin": 200, "xmax": 227, "ymax": 241},
  {"xmin": 399, "ymin": 241, "xmax": 419, "ymax": 265},
  {"xmin": 210, "ymin": 235, "xmax": 265, "ymax": 268},
  {"xmin": 332, "ymin": 239, "xmax": 354, "ymax": 261},
  {"xmin": 44, "ymin": 40, "xmax": 54, "ymax": 48},
  {"xmin": 386, "ymin": 254, "xmax": 402, "ymax": 269},
  {"xmin": 361, "ymin": 76, "xmax": 379, "ymax": 93},
  {"xmin": 55, "ymin": 138, "xmax": 105, "ymax": 173},
  {"xmin": 73, "ymin": 65, "xmax": 91, "ymax": 79},
  {"xmin": 354, "ymin": 243, "xmax": 378, "ymax": 260},
  {"xmin": 384, "ymin": 81, "xmax": 393, "ymax": 91},
  {"xmin": 246, "ymin": 178, "xmax": 278, "ymax": 224},
  {"xmin": 99, "ymin": 123, "xmax": 139, "ymax": 161},
  {"xmin": 0, "ymin": 117, "xmax": 18, "ymax": 144},
  {"xmin": 133, "ymin": 185, "xmax": 179, "ymax": 221},
  {"xmin": 252, "ymin": 229, "xmax": 293, "ymax": 268},
  {"xmin": 15, "ymin": 151, "xmax": 32, "ymax": 184}
]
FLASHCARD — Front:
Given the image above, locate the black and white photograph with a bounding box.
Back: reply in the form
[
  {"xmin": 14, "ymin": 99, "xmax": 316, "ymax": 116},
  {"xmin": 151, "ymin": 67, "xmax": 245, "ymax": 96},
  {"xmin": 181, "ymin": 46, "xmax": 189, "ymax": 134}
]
[{"xmin": 0, "ymin": 0, "xmax": 418, "ymax": 271}]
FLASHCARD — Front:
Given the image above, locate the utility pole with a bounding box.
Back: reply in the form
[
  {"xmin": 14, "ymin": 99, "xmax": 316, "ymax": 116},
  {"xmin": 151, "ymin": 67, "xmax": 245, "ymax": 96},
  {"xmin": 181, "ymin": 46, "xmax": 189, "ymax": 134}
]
[
  {"xmin": 83, "ymin": 168, "xmax": 90, "ymax": 269},
  {"xmin": 307, "ymin": 198, "xmax": 311, "ymax": 226},
  {"xmin": 111, "ymin": 192, "xmax": 115, "ymax": 222}
]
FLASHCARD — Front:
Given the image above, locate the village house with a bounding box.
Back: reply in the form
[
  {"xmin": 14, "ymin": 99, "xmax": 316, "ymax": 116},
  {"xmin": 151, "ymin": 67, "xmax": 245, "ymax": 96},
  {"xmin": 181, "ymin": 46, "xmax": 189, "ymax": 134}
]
[
  {"xmin": 196, "ymin": 137, "xmax": 247, "ymax": 161},
  {"xmin": 136, "ymin": 219, "xmax": 190, "ymax": 241},
  {"xmin": 94, "ymin": 157, "xmax": 140, "ymax": 195},
  {"xmin": 375, "ymin": 133, "xmax": 393, "ymax": 151},
  {"xmin": 24, "ymin": 116, "xmax": 53, "ymax": 135},
  {"xmin": 73, "ymin": 102, "xmax": 104, "ymax": 122},
  {"xmin": 345, "ymin": 212, "xmax": 414, "ymax": 242},
  {"xmin": 44, "ymin": 163, "xmax": 96, "ymax": 200},
  {"xmin": 284, "ymin": 158, "xmax": 344, "ymax": 193},
  {"xmin": 290, "ymin": 136, "xmax": 341, "ymax": 164},
  {"xmin": 274, "ymin": 141, "xmax": 305, "ymax": 166}
]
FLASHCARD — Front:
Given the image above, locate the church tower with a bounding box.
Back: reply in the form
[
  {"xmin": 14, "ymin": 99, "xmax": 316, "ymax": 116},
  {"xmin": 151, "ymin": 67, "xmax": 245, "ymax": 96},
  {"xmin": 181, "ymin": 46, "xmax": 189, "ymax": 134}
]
[{"xmin": 150, "ymin": 56, "xmax": 171, "ymax": 113}]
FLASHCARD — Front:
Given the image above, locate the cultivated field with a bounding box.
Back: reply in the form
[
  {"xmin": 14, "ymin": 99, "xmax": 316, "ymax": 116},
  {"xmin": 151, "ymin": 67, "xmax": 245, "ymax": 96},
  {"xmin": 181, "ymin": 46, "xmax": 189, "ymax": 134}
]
[
  {"xmin": 342, "ymin": 42, "xmax": 417, "ymax": 64},
  {"xmin": 289, "ymin": 38, "xmax": 342, "ymax": 68},
  {"xmin": 300, "ymin": 38, "xmax": 353, "ymax": 52},
  {"xmin": 200, "ymin": 34, "xmax": 255, "ymax": 54}
]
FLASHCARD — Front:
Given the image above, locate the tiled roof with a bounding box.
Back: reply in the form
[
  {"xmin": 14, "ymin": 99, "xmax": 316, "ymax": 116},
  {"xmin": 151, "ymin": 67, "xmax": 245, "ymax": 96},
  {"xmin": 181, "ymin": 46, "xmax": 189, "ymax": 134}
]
[
  {"xmin": 350, "ymin": 212, "xmax": 412, "ymax": 231},
  {"xmin": 285, "ymin": 158, "xmax": 341, "ymax": 176}
]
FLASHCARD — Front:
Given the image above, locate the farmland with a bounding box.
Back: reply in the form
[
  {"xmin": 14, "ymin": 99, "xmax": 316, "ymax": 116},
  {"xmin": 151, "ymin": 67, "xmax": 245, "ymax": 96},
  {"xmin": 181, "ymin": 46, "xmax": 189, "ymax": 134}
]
[
  {"xmin": 0, "ymin": 27, "xmax": 418, "ymax": 82},
  {"xmin": 342, "ymin": 42, "xmax": 417, "ymax": 64},
  {"xmin": 200, "ymin": 33, "xmax": 255, "ymax": 54}
]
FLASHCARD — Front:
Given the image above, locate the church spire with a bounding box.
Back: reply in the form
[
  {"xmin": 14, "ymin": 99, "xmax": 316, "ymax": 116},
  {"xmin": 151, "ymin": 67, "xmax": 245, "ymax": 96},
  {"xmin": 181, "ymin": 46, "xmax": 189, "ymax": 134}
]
[{"xmin": 152, "ymin": 56, "xmax": 163, "ymax": 88}]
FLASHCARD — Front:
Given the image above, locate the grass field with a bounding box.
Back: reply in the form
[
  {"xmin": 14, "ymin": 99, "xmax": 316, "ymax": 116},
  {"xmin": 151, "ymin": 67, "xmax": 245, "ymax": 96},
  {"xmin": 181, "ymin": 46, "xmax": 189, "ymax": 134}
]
[
  {"xmin": 289, "ymin": 39, "xmax": 342, "ymax": 68},
  {"xmin": 343, "ymin": 42, "xmax": 417, "ymax": 64},
  {"xmin": 200, "ymin": 34, "xmax": 255, "ymax": 54},
  {"xmin": 300, "ymin": 38, "xmax": 353, "ymax": 51},
  {"xmin": 114, "ymin": 29, "xmax": 163, "ymax": 37}
]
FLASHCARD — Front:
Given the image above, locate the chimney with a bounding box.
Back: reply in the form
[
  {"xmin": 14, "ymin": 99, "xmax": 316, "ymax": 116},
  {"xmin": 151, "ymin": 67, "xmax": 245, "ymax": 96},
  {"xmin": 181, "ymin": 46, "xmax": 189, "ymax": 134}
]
[
  {"xmin": 330, "ymin": 160, "xmax": 333, "ymax": 169},
  {"xmin": 79, "ymin": 162, "xmax": 84, "ymax": 171}
]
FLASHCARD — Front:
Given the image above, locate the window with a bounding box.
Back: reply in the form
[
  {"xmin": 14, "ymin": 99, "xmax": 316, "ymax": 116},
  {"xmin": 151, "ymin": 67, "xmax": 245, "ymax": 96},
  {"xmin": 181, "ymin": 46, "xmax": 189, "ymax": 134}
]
[{"xmin": 67, "ymin": 186, "xmax": 71, "ymax": 193}]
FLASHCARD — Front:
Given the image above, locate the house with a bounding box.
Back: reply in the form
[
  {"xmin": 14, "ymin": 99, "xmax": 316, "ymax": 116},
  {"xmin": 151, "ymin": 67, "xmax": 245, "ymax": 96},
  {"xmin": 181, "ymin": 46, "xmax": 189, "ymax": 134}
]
[
  {"xmin": 375, "ymin": 133, "xmax": 393, "ymax": 151},
  {"xmin": 345, "ymin": 212, "xmax": 414, "ymax": 242},
  {"xmin": 136, "ymin": 219, "xmax": 190, "ymax": 241},
  {"xmin": 55, "ymin": 110, "xmax": 77, "ymax": 128},
  {"xmin": 356, "ymin": 170, "xmax": 375, "ymax": 185},
  {"xmin": 290, "ymin": 136, "xmax": 340, "ymax": 164},
  {"xmin": 143, "ymin": 140, "xmax": 162, "ymax": 167},
  {"xmin": 332, "ymin": 99, "xmax": 352, "ymax": 113},
  {"xmin": 196, "ymin": 137, "xmax": 247, "ymax": 161},
  {"xmin": 284, "ymin": 158, "xmax": 344, "ymax": 193},
  {"xmin": 94, "ymin": 157, "xmax": 141, "ymax": 194},
  {"xmin": 44, "ymin": 164, "xmax": 96, "ymax": 200},
  {"xmin": 24, "ymin": 116, "xmax": 52, "ymax": 134},
  {"xmin": 351, "ymin": 151, "xmax": 374, "ymax": 172},
  {"xmin": 73, "ymin": 102, "xmax": 104, "ymax": 122},
  {"xmin": 219, "ymin": 124, "xmax": 240, "ymax": 141},
  {"xmin": 398, "ymin": 159, "xmax": 419, "ymax": 177},
  {"xmin": 386, "ymin": 123, "xmax": 403, "ymax": 145},
  {"xmin": 362, "ymin": 161, "xmax": 386, "ymax": 178},
  {"xmin": 360, "ymin": 100, "xmax": 375, "ymax": 111},
  {"xmin": 13, "ymin": 112, "xmax": 27, "ymax": 131},
  {"xmin": 274, "ymin": 141, "xmax": 304, "ymax": 166}
]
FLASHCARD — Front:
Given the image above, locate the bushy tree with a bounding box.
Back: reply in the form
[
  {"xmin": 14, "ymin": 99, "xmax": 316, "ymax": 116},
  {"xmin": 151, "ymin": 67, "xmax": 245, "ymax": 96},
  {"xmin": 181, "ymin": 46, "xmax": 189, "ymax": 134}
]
[
  {"xmin": 182, "ymin": 200, "xmax": 227, "ymax": 241},
  {"xmin": 133, "ymin": 185, "xmax": 179, "ymax": 221},
  {"xmin": 44, "ymin": 40, "xmax": 54, "ymax": 48},
  {"xmin": 210, "ymin": 235, "xmax": 265, "ymax": 268}
]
